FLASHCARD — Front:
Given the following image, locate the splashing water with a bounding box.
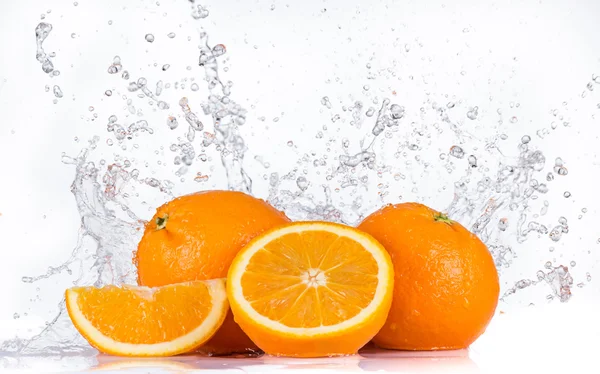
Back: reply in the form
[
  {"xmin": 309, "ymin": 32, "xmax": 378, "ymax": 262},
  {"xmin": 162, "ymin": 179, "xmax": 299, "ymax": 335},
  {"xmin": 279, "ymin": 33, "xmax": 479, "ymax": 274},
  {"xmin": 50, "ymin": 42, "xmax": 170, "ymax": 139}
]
[
  {"xmin": 35, "ymin": 22, "xmax": 59, "ymax": 77},
  {"xmin": 1, "ymin": 2, "xmax": 595, "ymax": 357}
]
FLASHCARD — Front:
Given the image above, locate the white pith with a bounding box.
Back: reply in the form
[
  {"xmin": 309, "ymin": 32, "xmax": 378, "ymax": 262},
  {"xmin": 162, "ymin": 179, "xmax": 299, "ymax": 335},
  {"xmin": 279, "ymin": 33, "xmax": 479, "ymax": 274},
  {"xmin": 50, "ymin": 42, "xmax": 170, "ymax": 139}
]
[
  {"xmin": 66, "ymin": 279, "xmax": 228, "ymax": 356},
  {"xmin": 229, "ymin": 223, "xmax": 393, "ymax": 337}
]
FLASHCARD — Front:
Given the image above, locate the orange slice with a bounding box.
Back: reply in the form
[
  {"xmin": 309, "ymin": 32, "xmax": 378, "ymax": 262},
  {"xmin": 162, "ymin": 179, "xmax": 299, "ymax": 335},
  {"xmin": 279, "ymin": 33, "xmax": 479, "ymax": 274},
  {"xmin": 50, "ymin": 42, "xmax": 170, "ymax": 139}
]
[
  {"xmin": 227, "ymin": 221, "xmax": 394, "ymax": 357},
  {"xmin": 66, "ymin": 279, "xmax": 228, "ymax": 357}
]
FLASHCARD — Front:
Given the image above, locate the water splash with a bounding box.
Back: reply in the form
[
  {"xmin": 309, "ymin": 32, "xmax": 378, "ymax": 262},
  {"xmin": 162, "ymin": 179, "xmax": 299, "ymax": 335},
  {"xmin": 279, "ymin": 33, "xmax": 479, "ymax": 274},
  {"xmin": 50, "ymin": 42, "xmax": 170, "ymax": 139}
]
[{"xmin": 35, "ymin": 22, "xmax": 59, "ymax": 76}]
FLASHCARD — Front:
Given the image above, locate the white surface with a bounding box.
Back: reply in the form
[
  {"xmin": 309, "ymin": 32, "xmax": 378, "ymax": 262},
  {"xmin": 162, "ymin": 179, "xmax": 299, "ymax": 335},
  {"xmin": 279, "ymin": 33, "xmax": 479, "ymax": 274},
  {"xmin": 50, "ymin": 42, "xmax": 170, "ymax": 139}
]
[{"xmin": 2, "ymin": 305, "xmax": 598, "ymax": 373}]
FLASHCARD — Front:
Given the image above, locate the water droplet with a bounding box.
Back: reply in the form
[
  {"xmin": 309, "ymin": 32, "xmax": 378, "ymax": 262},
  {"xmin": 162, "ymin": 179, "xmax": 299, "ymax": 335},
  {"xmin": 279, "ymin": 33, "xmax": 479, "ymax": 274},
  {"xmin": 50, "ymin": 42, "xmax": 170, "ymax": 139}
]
[
  {"xmin": 521, "ymin": 135, "xmax": 531, "ymax": 144},
  {"xmin": 191, "ymin": 4, "xmax": 209, "ymax": 19},
  {"xmin": 13, "ymin": 313, "xmax": 20, "ymax": 319},
  {"xmin": 510, "ymin": 116, "xmax": 518, "ymax": 123},
  {"xmin": 390, "ymin": 104, "xmax": 404, "ymax": 120},
  {"xmin": 546, "ymin": 172, "xmax": 554, "ymax": 182},
  {"xmin": 498, "ymin": 218, "xmax": 508, "ymax": 231},
  {"xmin": 549, "ymin": 226, "xmax": 563, "ymax": 241},
  {"xmin": 449, "ymin": 146, "xmax": 465, "ymax": 159},
  {"xmin": 586, "ymin": 273, "xmax": 592, "ymax": 282},
  {"xmin": 52, "ymin": 85, "xmax": 63, "ymax": 98},
  {"xmin": 194, "ymin": 173, "xmax": 209, "ymax": 183},
  {"xmin": 191, "ymin": 83, "xmax": 199, "ymax": 91},
  {"xmin": 167, "ymin": 32, "xmax": 176, "ymax": 38},
  {"xmin": 108, "ymin": 20, "xmax": 113, "ymax": 25},
  {"xmin": 145, "ymin": 34, "xmax": 155, "ymax": 43},
  {"xmin": 569, "ymin": 261, "xmax": 576, "ymax": 267},
  {"xmin": 468, "ymin": 155, "xmax": 477, "ymax": 167},
  {"xmin": 563, "ymin": 191, "xmax": 571, "ymax": 198},
  {"xmin": 104, "ymin": 90, "xmax": 112, "ymax": 96},
  {"xmin": 166, "ymin": 116, "xmax": 178, "ymax": 130},
  {"xmin": 466, "ymin": 106, "xmax": 478, "ymax": 120},
  {"xmin": 447, "ymin": 102, "xmax": 455, "ymax": 109},
  {"xmin": 162, "ymin": 64, "xmax": 170, "ymax": 71},
  {"xmin": 212, "ymin": 44, "xmax": 226, "ymax": 57},
  {"xmin": 296, "ymin": 176, "xmax": 309, "ymax": 191},
  {"xmin": 556, "ymin": 167, "xmax": 568, "ymax": 176},
  {"xmin": 287, "ymin": 141, "xmax": 294, "ymax": 147},
  {"xmin": 121, "ymin": 70, "xmax": 130, "ymax": 80}
]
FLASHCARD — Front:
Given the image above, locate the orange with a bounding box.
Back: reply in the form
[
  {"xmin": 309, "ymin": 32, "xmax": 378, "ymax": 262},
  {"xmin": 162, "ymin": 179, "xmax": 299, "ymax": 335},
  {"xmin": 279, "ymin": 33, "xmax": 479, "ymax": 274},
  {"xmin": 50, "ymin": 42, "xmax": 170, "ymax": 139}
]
[
  {"xmin": 357, "ymin": 202, "xmax": 500, "ymax": 350},
  {"xmin": 65, "ymin": 279, "xmax": 228, "ymax": 357},
  {"xmin": 135, "ymin": 190, "xmax": 290, "ymax": 354},
  {"xmin": 226, "ymin": 221, "xmax": 394, "ymax": 357}
]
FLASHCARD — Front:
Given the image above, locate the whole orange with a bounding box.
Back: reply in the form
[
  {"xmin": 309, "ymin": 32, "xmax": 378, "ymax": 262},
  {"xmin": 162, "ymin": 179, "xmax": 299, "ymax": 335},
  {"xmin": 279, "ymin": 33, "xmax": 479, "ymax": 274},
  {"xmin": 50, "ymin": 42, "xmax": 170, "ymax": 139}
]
[
  {"xmin": 135, "ymin": 190, "xmax": 290, "ymax": 354},
  {"xmin": 357, "ymin": 202, "xmax": 499, "ymax": 350}
]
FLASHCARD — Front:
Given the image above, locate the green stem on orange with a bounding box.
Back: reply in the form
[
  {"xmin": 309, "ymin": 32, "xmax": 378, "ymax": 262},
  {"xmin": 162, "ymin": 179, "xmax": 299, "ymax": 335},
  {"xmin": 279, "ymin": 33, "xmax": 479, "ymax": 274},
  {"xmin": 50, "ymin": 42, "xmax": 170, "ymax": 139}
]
[
  {"xmin": 434, "ymin": 212, "xmax": 453, "ymax": 224},
  {"xmin": 155, "ymin": 215, "xmax": 168, "ymax": 230}
]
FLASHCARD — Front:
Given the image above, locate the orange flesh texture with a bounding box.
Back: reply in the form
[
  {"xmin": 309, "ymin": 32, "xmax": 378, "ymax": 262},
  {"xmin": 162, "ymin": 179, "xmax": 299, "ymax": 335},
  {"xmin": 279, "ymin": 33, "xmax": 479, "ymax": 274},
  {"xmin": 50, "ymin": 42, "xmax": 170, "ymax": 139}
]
[
  {"xmin": 136, "ymin": 190, "xmax": 290, "ymax": 287},
  {"xmin": 241, "ymin": 230, "xmax": 379, "ymax": 328},
  {"xmin": 74, "ymin": 282, "xmax": 214, "ymax": 344},
  {"xmin": 357, "ymin": 202, "xmax": 500, "ymax": 350}
]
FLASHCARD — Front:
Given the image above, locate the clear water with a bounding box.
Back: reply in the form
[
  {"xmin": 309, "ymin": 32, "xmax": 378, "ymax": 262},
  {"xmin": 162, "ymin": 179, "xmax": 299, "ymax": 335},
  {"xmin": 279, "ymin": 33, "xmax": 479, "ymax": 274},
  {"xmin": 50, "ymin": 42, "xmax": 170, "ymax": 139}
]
[{"xmin": 0, "ymin": 0, "xmax": 598, "ymax": 357}]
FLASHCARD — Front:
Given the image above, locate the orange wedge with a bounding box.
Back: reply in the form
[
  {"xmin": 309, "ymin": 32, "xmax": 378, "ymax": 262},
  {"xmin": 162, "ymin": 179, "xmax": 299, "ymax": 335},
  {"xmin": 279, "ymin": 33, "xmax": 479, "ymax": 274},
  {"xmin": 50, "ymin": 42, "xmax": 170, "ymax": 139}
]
[
  {"xmin": 66, "ymin": 279, "xmax": 228, "ymax": 357},
  {"xmin": 227, "ymin": 221, "xmax": 394, "ymax": 357}
]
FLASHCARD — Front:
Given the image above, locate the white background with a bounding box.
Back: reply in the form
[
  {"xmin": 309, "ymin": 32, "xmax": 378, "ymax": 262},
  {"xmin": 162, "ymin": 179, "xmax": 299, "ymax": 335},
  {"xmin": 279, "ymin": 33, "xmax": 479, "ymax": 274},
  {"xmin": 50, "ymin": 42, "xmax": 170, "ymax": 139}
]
[{"xmin": 0, "ymin": 0, "xmax": 599, "ymax": 372}]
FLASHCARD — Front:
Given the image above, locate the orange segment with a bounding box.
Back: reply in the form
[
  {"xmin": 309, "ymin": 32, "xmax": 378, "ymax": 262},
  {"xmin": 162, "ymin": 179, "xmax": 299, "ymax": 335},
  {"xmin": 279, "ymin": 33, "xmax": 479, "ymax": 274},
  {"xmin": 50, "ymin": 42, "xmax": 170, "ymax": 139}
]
[
  {"xmin": 227, "ymin": 221, "xmax": 394, "ymax": 358},
  {"xmin": 66, "ymin": 279, "xmax": 228, "ymax": 357}
]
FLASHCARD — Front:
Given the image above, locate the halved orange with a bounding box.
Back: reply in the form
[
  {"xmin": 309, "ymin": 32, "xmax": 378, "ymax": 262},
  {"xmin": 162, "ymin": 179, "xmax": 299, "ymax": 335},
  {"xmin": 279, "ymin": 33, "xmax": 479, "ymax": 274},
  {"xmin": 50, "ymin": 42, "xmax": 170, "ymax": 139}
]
[
  {"xmin": 227, "ymin": 221, "xmax": 394, "ymax": 357},
  {"xmin": 66, "ymin": 279, "xmax": 228, "ymax": 357}
]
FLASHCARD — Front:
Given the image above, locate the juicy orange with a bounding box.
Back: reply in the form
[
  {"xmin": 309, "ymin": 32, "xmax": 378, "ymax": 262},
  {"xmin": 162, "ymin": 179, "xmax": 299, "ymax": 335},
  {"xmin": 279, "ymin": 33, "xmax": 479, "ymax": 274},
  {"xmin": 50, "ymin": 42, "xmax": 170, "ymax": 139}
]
[
  {"xmin": 227, "ymin": 221, "xmax": 394, "ymax": 357},
  {"xmin": 135, "ymin": 190, "xmax": 290, "ymax": 354},
  {"xmin": 357, "ymin": 202, "xmax": 500, "ymax": 350},
  {"xmin": 65, "ymin": 279, "xmax": 228, "ymax": 357}
]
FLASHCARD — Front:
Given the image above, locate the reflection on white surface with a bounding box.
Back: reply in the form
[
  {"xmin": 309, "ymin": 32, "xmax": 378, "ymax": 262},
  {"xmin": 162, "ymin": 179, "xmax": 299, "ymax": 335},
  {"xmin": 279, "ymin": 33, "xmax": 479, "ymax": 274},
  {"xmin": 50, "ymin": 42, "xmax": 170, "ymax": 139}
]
[{"xmin": 2, "ymin": 305, "xmax": 598, "ymax": 373}]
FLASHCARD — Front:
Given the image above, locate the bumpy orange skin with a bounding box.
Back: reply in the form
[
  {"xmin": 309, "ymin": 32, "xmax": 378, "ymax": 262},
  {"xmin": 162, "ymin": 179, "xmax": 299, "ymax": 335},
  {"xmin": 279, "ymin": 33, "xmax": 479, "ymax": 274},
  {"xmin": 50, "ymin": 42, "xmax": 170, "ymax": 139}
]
[
  {"xmin": 357, "ymin": 202, "xmax": 500, "ymax": 350},
  {"xmin": 135, "ymin": 190, "xmax": 290, "ymax": 354}
]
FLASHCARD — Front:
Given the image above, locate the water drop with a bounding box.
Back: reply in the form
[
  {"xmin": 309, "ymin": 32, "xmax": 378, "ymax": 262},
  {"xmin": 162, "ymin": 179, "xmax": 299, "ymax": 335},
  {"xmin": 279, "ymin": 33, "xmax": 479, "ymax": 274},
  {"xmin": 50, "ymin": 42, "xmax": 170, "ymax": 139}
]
[
  {"xmin": 162, "ymin": 64, "xmax": 170, "ymax": 71},
  {"xmin": 145, "ymin": 34, "xmax": 155, "ymax": 43},
  {"xmin": 521, "ymin": 135, "xmax": 531, "ymax": 144},
  {"xmin": 166, "ymin": 116, "xmax": 178, "ymax": 129},
  {"xmin": 191, "ymin": 4, "xmax": 209, "ymax": 19},
  {"xmin": 563, "ymin": 191, "xmax": 571, "ymax": 198},
  {"xmin": 390, "ymin": 104, "xmax": 405, "ymax": 120},
  {"xmin": 122, "ymin": 70, "xmax": 130, "ymax": 80},
  {"xmin": 287, "ymin": 141, "xmax": 294, "ymax": 147},
  {"xmin": 510, "ymin": 116, "xmax": 518, "ymax": 123},
  {"xmin": 104, "ymin": 90, "xmax": 112, "ymax": 96},
  {"xmin": 191, "ymin": 83, "xmax": 199, "ymax": 91},
  {"xmin": 52, "ymin": 85, "xmax": 63, "ymax": 98},
  {"xmin": 167, "ymin": 32, "xmax": 176, "ymax": 38},
  {"xmin": 212, "ymin": 44, "xmax": 226, "ymax": 57},
  {"xmin": 498, "ymin": 218, "xmax": 508, "ymax": 231},
  {"xmin": 449, "ymin": 146, "xmax": 465, "ymax": 159},
  {"xmin": 13, "ymin": 313, "xmax": 20, "ymax": 319},
  {"xmin": 296, "ymin": 176, "xmax": 309, "ymax": 191},
  {"xmin": 468, "ymin": 155, "xmax": 477, "ymax": 167},
  {"xmin": 466, "ymin": 106, "xmax": 478, "ymax": 120}
]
